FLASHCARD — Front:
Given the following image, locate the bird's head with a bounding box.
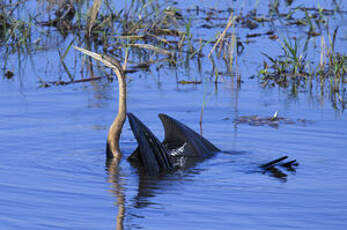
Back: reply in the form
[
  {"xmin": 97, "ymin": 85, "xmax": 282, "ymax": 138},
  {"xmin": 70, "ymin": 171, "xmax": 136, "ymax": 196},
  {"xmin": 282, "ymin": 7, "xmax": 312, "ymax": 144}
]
[{"xmin": 73, "ymin": 46, "xmax": 123, "ymax": 73}]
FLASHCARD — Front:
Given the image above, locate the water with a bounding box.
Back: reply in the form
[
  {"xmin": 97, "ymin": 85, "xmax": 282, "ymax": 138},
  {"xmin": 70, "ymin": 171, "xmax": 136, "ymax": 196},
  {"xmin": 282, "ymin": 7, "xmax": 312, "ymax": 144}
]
[
  {"xmin": 1, "ymin": 74, "xmax": 346, "ymax": 229},
  {"xmin": 1, "ymin": 0, "xmax": 347, "ymax": 229}
]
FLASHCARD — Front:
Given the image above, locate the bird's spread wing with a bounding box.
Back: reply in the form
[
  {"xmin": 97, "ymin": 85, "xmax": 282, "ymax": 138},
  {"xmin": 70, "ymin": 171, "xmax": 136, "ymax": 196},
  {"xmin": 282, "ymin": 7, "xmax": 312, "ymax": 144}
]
[
  {"xmin": 127, "ymin": 113, "xmax": 172, "ymax": 175},
  {"xmin": 158, "ymin": 113, "xmax": 220, "ymax": 158}
]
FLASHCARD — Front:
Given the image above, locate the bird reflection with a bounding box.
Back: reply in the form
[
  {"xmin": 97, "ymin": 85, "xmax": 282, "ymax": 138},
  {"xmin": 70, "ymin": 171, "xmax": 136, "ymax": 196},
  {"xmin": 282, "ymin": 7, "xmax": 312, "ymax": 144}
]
[
  {"xmin": 107, "ymin": 154, "xmax": 298, "ymax": 223},
  {"xmin": 106, "ymin": 159, "xmax": 125, "ymax": 230}
]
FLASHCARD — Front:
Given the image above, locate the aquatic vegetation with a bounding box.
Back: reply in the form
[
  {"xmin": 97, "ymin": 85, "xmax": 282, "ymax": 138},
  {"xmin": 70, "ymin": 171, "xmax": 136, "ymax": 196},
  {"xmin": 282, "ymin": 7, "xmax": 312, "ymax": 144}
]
[
  {"xmin": 0, "ymin": 11, "xmax": 33, "ymax": 47},
  {"xmin": 0, "ymin": 0, "xmax": 345, "ymax": 111},
  {"xmin": 259, "ymin": 28, "xmax": 346, "ymax": 110},
  {"xmin": 259, "ymin": 38, "xmax": 309, "ymax": 88}
]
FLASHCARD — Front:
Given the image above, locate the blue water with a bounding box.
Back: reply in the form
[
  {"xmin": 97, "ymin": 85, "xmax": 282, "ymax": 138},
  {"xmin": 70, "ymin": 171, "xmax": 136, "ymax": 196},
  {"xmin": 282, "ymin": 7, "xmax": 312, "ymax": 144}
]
[{"xmin": 1, "ymin": 0, "xmax": 347, "ymax": 229}]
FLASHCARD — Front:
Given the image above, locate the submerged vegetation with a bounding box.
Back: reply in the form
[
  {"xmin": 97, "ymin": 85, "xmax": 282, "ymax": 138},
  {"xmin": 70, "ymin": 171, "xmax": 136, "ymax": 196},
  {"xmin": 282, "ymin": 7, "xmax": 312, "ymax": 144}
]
[
  {"xmin": 234, "ymin": 111, "xmax": 312, "ymax": 128},
  {"xmin": 0, "ymin": 0, "xmax": 346, "ymax": 111}
]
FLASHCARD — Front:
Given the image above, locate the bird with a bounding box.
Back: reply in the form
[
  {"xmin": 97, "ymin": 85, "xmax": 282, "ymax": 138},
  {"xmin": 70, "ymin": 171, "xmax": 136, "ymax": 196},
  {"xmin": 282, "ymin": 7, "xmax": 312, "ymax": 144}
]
[
  {"xmin": 74, "ymin": 46, "xmax": 297, "ymax": 177},
  {"xmin": 73, "ymin": 46, "xmax": 220, "ymax": 172},
  {"xmin": 73, "ymin": 46, "xmax": 127, "ymax": 166}
]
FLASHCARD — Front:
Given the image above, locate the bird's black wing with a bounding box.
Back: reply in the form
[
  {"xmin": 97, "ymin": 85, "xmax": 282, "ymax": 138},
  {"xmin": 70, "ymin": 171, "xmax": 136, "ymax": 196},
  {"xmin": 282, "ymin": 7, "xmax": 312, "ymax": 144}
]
[
  {"xmin": 127, "ymin": 113, "xmax": 173, "ymax": 175},
  {"xmin": 158, "ymin": 113, "xmax": 220, "ymax": 158}
]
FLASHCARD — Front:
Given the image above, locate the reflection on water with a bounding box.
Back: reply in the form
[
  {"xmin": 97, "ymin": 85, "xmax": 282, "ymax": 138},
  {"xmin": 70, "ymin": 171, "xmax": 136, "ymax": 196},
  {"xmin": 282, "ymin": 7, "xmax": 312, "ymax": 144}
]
[
  {"xmin": 108, "ymin": 151, "xmax": 298, "ymax": 228},
  {"xmin": 106, "ymin": 159, "xmax": 125, "ymax": 230}
]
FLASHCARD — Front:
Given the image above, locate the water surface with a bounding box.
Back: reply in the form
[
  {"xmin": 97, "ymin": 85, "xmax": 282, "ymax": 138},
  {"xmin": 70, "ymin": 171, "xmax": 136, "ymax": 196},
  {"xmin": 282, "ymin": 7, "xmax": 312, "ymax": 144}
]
[{"xmin": 1, "ymin": 0, "xmax": 347, "ymax": 229}]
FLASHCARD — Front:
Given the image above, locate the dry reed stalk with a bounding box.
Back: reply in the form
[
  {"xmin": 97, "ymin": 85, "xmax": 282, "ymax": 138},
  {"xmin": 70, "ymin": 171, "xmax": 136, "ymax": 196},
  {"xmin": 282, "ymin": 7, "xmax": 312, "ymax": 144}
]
[
  {"xmin": 115, "ymin": 35, "xmax": 145, "ymax": 40},
  {"xmin": 208, "ymin": 13, "xmax": 235, "ymax": 58},
  {"xmin": 178, "ymin": 33, "xmax": 186, "ymax": 51},
  {"xmin": 115, "ymin": 34, "xmax": 171, "ymax": 45},
  {"xmin": 229, "ymin": 32, "xmax": 236, "ymax": 70},
  {"xmin": 147, "ymin": 34, "xmax": 171, "ymax": 45},
  {"xmin": 87, "ymin": 0, "xmax": 102, "ymax": 37},
  {"xmin": 320, "ymin": 35, "xmax": 326, "ymax": 69},
  {"xmin": 123, "ymin": 46, "xmax": 129, "ymax": 71}
]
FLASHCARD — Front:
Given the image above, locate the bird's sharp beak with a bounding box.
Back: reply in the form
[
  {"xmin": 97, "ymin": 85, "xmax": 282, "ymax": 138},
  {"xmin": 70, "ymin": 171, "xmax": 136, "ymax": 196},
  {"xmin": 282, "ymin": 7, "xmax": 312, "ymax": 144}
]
[{"xmin": 73, "ymin": 46, "xmax": 114, "ymax": 68}]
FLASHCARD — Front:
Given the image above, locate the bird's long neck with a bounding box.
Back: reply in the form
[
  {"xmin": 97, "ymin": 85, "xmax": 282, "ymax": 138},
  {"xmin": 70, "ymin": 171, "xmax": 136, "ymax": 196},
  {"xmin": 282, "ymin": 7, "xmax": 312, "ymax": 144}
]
[{"xmin": 106, "ymin": 67, "xmax": 127, "ymax": 161}]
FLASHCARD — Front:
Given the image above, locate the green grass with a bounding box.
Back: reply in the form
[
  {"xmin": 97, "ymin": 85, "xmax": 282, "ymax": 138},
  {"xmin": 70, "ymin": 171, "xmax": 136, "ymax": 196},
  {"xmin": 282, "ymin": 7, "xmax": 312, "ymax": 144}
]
[{"xmin": 1, "ymin": 0, "xmax": 345, "ymax": 111}]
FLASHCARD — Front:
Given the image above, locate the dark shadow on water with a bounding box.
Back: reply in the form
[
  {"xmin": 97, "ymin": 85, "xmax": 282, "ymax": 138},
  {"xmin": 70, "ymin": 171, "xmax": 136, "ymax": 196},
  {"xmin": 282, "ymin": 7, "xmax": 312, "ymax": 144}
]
[
  {"xmin": 126, "ymin": 150, "xmax": 216, "ymax": 208},
  {"xmin": 105, "ymin": 153, "xmax": 216, "ymax": 229},
  {"xmin": 105, "ymin": 149, "xmax": 298, "ymax": 228}
]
